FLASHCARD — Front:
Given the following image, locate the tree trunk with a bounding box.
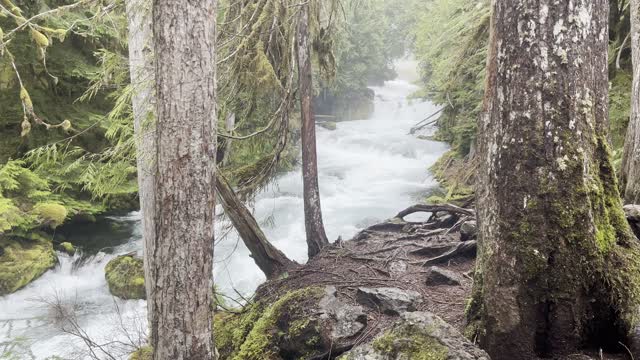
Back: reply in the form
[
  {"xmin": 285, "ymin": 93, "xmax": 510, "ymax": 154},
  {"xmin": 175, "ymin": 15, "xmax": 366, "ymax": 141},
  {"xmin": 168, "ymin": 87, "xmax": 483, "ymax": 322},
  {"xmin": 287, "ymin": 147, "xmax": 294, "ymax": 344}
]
[
  {"xmin": 622, "ymin": 0, "xmax": 640, "ymax": 204},
  {"xmin": 296, "ymin": 3, "xmax": 330, "ymax": 258},
  {"xmin": 469, "ymin": 2, "xmax": 640, "ymax": 358},
  {"xmin": 125, "ymin": 0, "xmax": 157, "ymax": 334},
  {"xmin": 150, "ymin": 0, "xmax": 218, "ymax": 358},
  {"xmin": 216, "ymin": 172, "xmax": 296, "ymax": 278}
]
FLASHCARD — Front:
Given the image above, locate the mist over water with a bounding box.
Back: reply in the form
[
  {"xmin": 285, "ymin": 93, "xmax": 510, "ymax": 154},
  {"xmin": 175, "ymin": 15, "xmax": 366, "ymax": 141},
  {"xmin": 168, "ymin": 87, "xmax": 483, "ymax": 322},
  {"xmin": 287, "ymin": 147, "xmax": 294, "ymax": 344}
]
[{"xmin": 0, "ymin": 59, "xmax": 448, "ymax": 359}]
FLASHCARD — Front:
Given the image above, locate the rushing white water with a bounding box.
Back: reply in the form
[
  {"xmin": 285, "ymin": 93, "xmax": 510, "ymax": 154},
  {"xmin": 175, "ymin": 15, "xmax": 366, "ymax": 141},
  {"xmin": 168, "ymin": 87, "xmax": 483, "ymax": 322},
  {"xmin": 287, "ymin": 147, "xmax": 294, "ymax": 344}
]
[{"xmin": 0, "ymin": 60, "xmax": 447, "ymax": 359}]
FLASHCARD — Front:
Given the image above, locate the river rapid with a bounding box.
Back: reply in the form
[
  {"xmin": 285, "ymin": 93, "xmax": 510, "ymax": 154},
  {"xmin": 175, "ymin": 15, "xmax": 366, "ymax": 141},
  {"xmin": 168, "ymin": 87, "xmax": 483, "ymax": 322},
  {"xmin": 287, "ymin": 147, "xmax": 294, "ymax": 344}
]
[{"xmin": 0, "ymin": 59, "xmax": 448, "ymax": 359}]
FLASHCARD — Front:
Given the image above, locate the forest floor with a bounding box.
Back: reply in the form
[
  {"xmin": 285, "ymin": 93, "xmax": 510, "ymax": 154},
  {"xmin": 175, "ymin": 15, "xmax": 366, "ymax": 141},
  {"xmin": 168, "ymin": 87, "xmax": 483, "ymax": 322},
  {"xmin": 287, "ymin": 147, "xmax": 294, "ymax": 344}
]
[
  {"xmin": 254, "ymin": 204, "xmax": 478, "ymax": 350},
  {"xmin": 249, "ymin": 203, "xmax": 636, "ymax": 360}
]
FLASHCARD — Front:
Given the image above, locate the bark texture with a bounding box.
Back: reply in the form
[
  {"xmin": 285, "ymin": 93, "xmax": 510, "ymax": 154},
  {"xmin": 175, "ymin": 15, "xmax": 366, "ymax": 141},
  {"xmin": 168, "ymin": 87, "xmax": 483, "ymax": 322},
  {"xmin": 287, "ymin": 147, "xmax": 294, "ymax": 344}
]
[
  {"xmin": 216, "ymin": 172, "xmax": 296, "ymax": 278},
  {"xmin": 622, "ymin": 0, "xmax": 640, "ymax": 205},
  {"xmin": 151, "ymin": 0, "xmax": 218, "ymax": 358},
  {"xmin": 470, "ymin": 1, "xmax": 640, "ymax": 358},
  {"xmin": 296, "ymin": 4, "xmax": 330, "ymax": 258},
  {"xmin": 125, "ymin": 0, "xmax": 156, "ymax": 330}
]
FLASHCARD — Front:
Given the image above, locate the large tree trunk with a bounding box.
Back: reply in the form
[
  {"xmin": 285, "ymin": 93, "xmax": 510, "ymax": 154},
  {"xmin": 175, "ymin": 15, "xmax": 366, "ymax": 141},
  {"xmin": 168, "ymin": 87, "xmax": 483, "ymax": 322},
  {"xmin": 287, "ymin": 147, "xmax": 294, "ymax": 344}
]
[
  {"xmin": 622, "ymin": 1, "xmax": 640, "ymax": 204},
  {"xmin": 216, "ymin": 172, "xmax": 296, "ymax": 278},
  {"xmin": 125, "ymin": 0, "xmax": 157, "ymax": 333},
  {"xmin": 150, "ymin": 0, "xmax": 218, "ymax": 358},
  {"xmin": 296, "ymin": 3, "xmax": 330, "ymax": 258},
  {"xmin": 469, "ymin": 1, "xmax": 640, "ymax": 359}
]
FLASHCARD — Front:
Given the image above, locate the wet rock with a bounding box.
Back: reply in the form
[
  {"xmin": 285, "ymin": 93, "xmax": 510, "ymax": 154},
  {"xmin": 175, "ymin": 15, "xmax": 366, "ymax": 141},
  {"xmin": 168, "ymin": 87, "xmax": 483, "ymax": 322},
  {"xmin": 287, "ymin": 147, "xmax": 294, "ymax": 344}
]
[
  {"xmin": 339, "ymin": 311, "xmax": 490, "ymax": 360},
  {"xmin": 425, "ymin": 266, "xmax": 463, "ymax": 286},
  {"xmin": 58, "ymin": 242, "xmax": 75, "ymax": 256},
  {"xmin": 319, "ymin": 286, "xmax": 367, "ymax": 340},
  {"xmin": 460, "ymin": 220, "xmax": 478, "ymax": 241},
  {"xmin": 105, "ymin": 255, "xmax": 145, "ymax": 300},
  {"xmin": 318, "ymin": 121, "xmax": 337, "ymax": 130},
  {"xmin": 356, "ymin": 287, "xmax": 422, "ymax": 315}
]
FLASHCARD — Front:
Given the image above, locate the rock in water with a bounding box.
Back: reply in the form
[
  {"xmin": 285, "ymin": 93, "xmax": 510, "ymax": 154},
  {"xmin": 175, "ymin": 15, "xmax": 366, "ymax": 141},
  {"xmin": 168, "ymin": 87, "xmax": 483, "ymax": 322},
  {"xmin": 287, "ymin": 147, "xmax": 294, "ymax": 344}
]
[
  {"xmin": 339, "ymin": 311, "xmax": 490, "ymax": 360},
  {"xmin": 425, "ymin": 266, "xmax": 463, "ymax": 286},
  {"xmin": 58, "ymin": 242, "xmax": 75, "ymax": 256},
  {"xmin": 356, "ymin": 287, "xmax": 422, "ymax": 315},
  {"xmin": 105, "ymin": 255, "xmax": 145, "ymax": 300}
]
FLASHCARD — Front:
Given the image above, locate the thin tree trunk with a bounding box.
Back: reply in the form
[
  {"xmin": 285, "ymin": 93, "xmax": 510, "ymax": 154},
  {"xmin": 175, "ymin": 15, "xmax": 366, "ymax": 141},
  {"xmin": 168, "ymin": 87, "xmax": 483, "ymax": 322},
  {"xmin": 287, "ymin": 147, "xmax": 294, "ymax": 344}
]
[
  {"xmin": 622, "ymin": 0, "xmax": 640, "ymax": 204},
  {"xmin": 296, "ymin": 3, "xmax": 330, "ymax": 258},
  {"xmin": 125, "ymin": 0, "xmax": 156, "ymax": 334},
  {"xmin": 150, "ymin": 0, "xmax": 218, "ymax": 358},
  {"xmin": 216, "ymin": 172, "xmax": 296, "ymax": 278},
  {"xmin": 469, "ymin": 1, "xmax": 640, "ymax": 358}
]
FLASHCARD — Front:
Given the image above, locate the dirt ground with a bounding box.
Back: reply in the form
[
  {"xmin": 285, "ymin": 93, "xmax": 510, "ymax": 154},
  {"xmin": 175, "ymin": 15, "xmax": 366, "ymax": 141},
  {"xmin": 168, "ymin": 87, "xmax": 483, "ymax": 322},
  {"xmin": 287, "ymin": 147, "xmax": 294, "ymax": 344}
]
[{"xmin": 254, "ymin": 204, "xmax": 635, "ymax": 360}]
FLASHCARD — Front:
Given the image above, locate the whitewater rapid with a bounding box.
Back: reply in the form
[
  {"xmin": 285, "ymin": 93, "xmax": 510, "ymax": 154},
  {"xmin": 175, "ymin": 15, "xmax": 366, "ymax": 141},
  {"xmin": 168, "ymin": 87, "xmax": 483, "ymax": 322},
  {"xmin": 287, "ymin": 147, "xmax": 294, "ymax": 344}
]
[{"xmin": 0, "ymin": 60, "xmax": 447, "ymax": 359}]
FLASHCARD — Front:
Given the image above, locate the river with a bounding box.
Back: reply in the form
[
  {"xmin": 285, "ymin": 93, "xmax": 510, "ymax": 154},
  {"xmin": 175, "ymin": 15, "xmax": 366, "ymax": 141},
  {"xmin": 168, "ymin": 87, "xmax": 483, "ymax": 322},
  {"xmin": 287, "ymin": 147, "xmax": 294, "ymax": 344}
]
[{"xmin": 0, "ymin": 59, "xmax": 448, "ymax": 359}]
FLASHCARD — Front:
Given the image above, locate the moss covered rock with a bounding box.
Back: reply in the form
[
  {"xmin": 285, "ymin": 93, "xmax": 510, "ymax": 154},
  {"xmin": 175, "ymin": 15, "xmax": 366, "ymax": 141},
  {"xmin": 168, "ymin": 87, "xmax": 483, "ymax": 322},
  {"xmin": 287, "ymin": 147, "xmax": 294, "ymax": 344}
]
[
  {"xmin": 0, "ymin": 234, "xmax": 57, "ymax": 295},
  {"xmin": 214, "ymin": 287, "xmax": 337, "ymax": 360},
  {"xmin": 339, "ymin": 312, "xmax": 489, "ymax": 360},
  {"xmin": 58, "ymin": 242, "xmax": 75, "ymax": 256},
  {"xmin": 105, "ymin": 255, "xmax": 145, "ymax": 300}
]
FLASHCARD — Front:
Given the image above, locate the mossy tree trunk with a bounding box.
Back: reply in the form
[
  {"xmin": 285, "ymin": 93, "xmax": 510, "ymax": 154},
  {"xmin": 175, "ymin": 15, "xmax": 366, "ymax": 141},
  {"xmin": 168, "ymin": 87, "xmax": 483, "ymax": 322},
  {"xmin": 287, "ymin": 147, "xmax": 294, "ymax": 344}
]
[
  {"xmin": 622, "ymin": 0, "xmax": 640, "ymax": 204},
  {"xmin": 150, "ymin": 0, "xmax": 218, "ymax": 358},
  {"xmin": 470, "ymin": 1, "xmax": 640, "ymax": 358},
  {"xmin": 216, "ymin": 172, "xmax": 296, "ymax": 278},
  {"xmin": 296, "ymin": 3, "xmax": 330, "ymax": 258},
  {"xmin": 125, "ymin": 0, "xmax": 157, "ymax": 332}
]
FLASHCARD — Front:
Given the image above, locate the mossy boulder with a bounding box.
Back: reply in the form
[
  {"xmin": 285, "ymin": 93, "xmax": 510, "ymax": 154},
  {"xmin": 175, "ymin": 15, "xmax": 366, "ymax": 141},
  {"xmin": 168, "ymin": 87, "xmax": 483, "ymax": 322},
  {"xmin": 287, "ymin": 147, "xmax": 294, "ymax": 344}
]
[
  {"xmin": 57, "ymin": 242, "xmax": 75, "ymax": 256},
  {"xmin": 214, "ymin": 286, "xmax": 368, "ymax": 360},
  {"xmin": 339, "ymin": 312, "xmax": 489, "ymax": 360},
  {"xmin": 0, "ymin": 234, "xmax": 57, "ymax": 295},
  {"xmin": 105, "ymin": 255, "xmax": 145, "ymax": 300}
]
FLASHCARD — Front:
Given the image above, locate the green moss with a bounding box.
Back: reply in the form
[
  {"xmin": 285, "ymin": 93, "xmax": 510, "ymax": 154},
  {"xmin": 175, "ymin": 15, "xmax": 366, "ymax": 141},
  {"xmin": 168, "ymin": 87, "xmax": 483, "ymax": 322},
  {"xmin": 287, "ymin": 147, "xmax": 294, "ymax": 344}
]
[
  {"xmin": 214, "ymin": 287, "xmax": 325, "ymax": 360},
  {"xmin": 32, "ymin": 203, "xmax": 68, "ymax": 229},
  {"xmin": 233, "ymin": 287, "xmax": 323, "ymax": 360},
  {"xmin": 104, "ymin": 255, "xmax": 145, "ymax": 300},
  {"xmin": 129, "ymin": 346, "xmax": 152, "ymax": 360},
  {"xmin": 0, "ymin": 234, "xmax": 56, "ymax": 295},
  {"xmin": 214, "ymin": 302, "xmax": 266, "ymax": 359},
  {"xmin": 428, "ymin": 151, "xmax": 475, "ymax": 205},
  {"xmin": 58, "ymin": 242, "xmax": 75, "ymax": 255},
  {"xmin": 372, "ymin": 326, "xmax": 449, "ymax": 360}
]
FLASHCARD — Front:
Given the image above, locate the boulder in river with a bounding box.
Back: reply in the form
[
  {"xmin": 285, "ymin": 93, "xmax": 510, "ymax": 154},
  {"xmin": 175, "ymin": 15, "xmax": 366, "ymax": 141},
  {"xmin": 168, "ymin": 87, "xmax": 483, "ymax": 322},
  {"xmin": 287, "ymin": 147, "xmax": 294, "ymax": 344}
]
[
  {"xmin": 339, "ymin": 311, "xmax": 490, "ymax": 360},
  {"xmin": 0, "ymin": 233, "xmax": 57, "ymax": 295},
  {"xmin": 356, "ymin": 287, "xmax": 422, "ymax": 315},
  {"xmin": 105, "ymin": 255, "xmax": 145, "ymax": 300},
  {"xmin": 58, "ymin": 242, "xmax": 75, "ymax": 256}
]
